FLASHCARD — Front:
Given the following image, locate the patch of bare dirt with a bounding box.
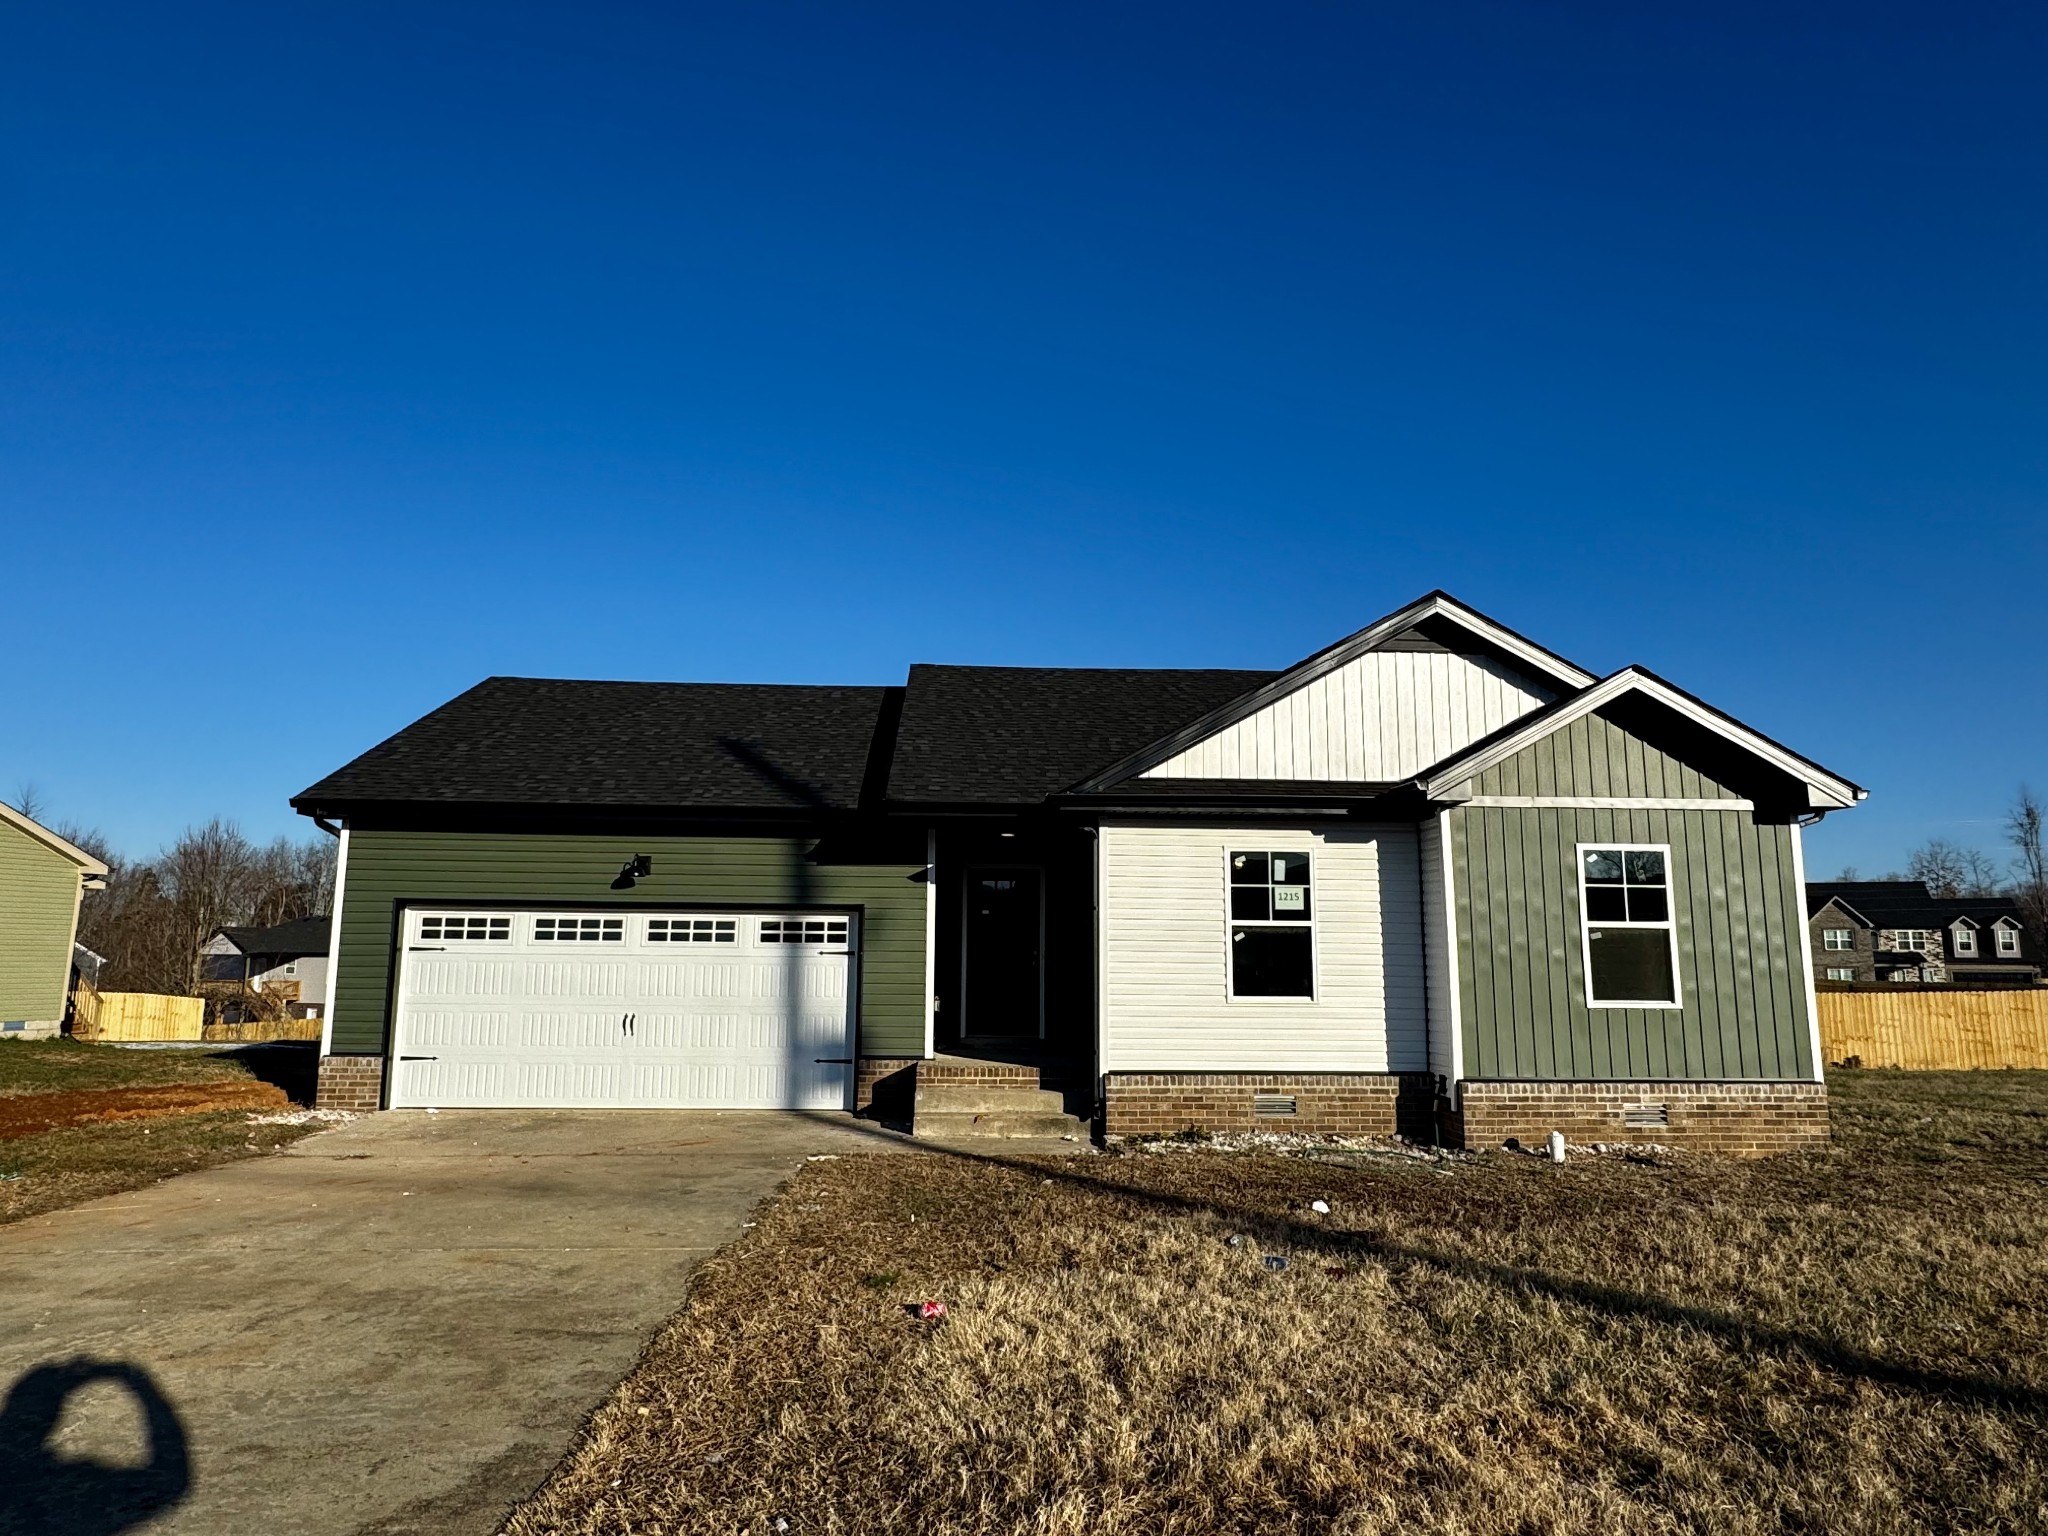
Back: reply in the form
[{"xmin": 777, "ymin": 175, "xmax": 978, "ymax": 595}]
[{"xmin": 0, "ymin": 1081, "xmax": 289, "ymax": 1140}]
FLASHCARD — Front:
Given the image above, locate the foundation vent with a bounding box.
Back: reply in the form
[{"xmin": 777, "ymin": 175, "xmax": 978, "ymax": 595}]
[
  {"xmin": 1623, "ymin": 1103, "xmax": 1670, "ymax": 1128},
  {"xmin": 1253, "ymin": 1093, "xmax": 1299, "ymax": 1119}
]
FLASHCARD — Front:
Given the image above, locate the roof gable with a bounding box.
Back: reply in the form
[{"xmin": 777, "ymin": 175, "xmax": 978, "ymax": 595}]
[
  {"xmin": 1420, "ymin": 667, "xmax": 1864, "ymax": 812},
  {"xmin": 0, "ymin": 800, "xmax": 109, "ymax": 875},
  {"xmin": 1072, "ymin": 592, "xmax": 1595, "ymax": 793},
  {"xmin": 213, "ymin": 915, "xmax": 332, "ymax": 958}
]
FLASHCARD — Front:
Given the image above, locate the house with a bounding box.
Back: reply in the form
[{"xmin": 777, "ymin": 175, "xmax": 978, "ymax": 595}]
[
  {"xmin": 200, "ymin": 916, "xmax": 334, "ymax": 1018},
  {"xmin": 292, "ymin": 592, "xmax": 1863, "ymax": 1152},
  {"xmin": 1807, "ymin": 881, "xmax": 2038, "ymax": 987},
  {"xmin": 0, "ymin": 800, "xmax": 109, "ymax": 1039}
]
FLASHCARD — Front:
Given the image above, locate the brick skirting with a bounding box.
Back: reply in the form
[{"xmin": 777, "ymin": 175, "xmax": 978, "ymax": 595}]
[
  {"xmin": 855, "ymin": 1057, "xmax": 920, "ymax": 1117},
  {"xmin": 316, "ymin": 1054, "xmax": 386, "ymax": 1112},
  {"xmin": 1102, "ymin": 1072, "xmax": 1438, "ymax": 1139},
  {"xmin": 1457, "ymin": 1079, "xmax": 1829, "ymax": 1156}
]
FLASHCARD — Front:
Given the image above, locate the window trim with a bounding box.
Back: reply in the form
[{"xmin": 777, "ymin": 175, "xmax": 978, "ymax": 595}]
[
  {"xmin": 1821, "ymin": 928, "xmax": 1853, "ymax": 951},
  {"xmin": 1223, "ymin": 846, "xmax": 1318, "ymax": 1003},
  {"xmin": 1575, "ymin": 841, "xmax": 1684, "ymax": 1011},
  {"xmin": 1996, "ymin": 921, "xmax": 2022, "ymax": 956},
  {"xmin": 1824, "ymin": 966, "xmax": 1856, "ymax": 982},
  {"xmin": 1953, "ymin": 924, "xmax": 1977, "ymax": 957}
]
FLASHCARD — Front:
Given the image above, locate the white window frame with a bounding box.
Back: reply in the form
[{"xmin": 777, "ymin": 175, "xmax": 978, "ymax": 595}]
[
  {"xmin": 1888, "ymin": 928, "xmax": 1932, "ymax": 953},
  {"xmin": 1575, "ymin": 841, "xmax": 1684, "ymax": 1010},
  {"xmin": 1824, "ymin": 966, "xmax": 1855, "ymax": 982},
  {"xmin": 1821, "ymin": 928, "xmax": 1853, "ymax": 951},
  {"xmin": 1223, "ymin": 847, "xmax": 1318, "ymax": 1003},
  {"xmin": 1996, "ymin": 922, "xmax": 2021, "ymax": 956},
  {"xmin": 1953, "ymin": 924, "xmax": 1977, "ymax": 957}
]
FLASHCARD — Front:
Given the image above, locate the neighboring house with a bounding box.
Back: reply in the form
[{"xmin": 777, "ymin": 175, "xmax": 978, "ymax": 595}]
[
  {"xmin": 0, "ymin": 800, "xmax": 108, "ymax": 1039},
  {"xmin": 201, "ymin": 916, "xmax": 333, "ymax": 1018},
  {"xmin": 1807, "ymin": 881, "xmax": 2038, "ymax": 987},
  {"xmin": 293, "ymin": 591, "xmax": 1865, "ymax": 1153}
]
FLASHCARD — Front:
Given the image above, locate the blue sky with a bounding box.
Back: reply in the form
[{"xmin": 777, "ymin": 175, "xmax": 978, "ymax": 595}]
[{"xmin": 2, "ymin": 2, "xmax": 2041, "ymax": 876}]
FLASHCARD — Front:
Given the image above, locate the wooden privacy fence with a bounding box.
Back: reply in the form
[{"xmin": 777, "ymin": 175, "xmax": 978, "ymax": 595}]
[
  {"xmin": 1819, "ymin": 989, "xmax": 2048, "ymax": 1071},
  {"xmin": 71, "ymin": 985, "xmax": 207, "ymax": 1042},
  {"xmin": 201, "ymin": 1018, "xmax": 323, "ymax": 1044}
]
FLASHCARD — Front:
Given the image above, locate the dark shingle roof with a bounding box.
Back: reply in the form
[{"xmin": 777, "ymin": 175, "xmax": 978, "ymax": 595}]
[
  {"xmin": 293, "ymin": 678, "xmax": 890, "ymax": 814},
  {"xmin": 216, "ymin": 915, "xmax": 331, "ymax": 959},
  {"xmin": 887, "ymin": 665, "xmax": 1276, "ymax": 804}
]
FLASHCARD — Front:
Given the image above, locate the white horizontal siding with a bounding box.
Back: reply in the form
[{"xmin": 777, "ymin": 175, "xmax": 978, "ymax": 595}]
[
  {"xmin": 1142, "ymin": 649, "xmax": 1553, "ymax": 782},
  {"xmin": 1100, "ymin": 822, "xmax": 1427, "ymax": 1073}
]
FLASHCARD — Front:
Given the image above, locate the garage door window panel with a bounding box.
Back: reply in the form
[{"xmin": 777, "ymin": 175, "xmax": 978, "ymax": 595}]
[{"xmin": 535, "ymin": 916, "xmax": 625, "ymax": 942}]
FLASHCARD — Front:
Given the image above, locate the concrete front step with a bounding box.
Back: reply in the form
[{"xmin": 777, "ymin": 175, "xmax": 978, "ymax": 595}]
[
  {"xmin": 913, "ymin": 1083, "xmax": 1073, "ymax": 1117},
  {"xmin": 909, "ymin": 1055, "xmax": 1090, "ymax": 1141},
  {"xmin": 913, "ymin": 1109, "xmax": 1088, "ymax": 1141}
]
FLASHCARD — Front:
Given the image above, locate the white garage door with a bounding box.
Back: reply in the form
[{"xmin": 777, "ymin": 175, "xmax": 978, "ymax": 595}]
[{"xmin": 389, "ymin": 908, "xmax": 855, "ymax": 1110}]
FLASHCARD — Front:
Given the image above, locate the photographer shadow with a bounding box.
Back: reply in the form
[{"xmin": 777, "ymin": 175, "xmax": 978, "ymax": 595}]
[{"xmin": 0, "ymin": 1359, "xmax": 189, "ymax": 1536}]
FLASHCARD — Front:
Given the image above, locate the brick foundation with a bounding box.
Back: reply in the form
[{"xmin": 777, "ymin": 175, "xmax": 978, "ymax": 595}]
[
  {"xmin": 1456, "ymin": 1079, "xmax": 1829, "ymax": 1156},
  {"xmin": 316, "ymin": 1054, "xmax": 386, "ymax": 1112},
  {"xmin": 1102, "ymin": 1072, "xmax": 1438, "ymax": 1139},
  {"xmin": 855, "ymin": 1056, "xmax": 920, "ymax": 1117}
]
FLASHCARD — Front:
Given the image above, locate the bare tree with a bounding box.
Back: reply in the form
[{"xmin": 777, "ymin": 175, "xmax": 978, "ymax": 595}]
[
  {"xmin": 1834, "ymin": 865, "xmax": 1861, "ymax": 881},
  {"xmin": 11, "ymin": 782, "xmax": 48, "ymax": 823},
  {"xmin": 1958, "ymin": 846, "xmax": 2004, "ymax": 896},
  {"xmin": 158, "ymin": 820, "xmax": 260, "ymax": 995},
  {"xmin": 1907, "ymin": 839, "xmax": 2003, "ymax": 899},
  {"xmin": 71, "ymin": 820, "xmax": 338, "ymax": 995},
  {"xmin": 2011, "ymin": 786, "xmax": 2048, "ymax": 949}
]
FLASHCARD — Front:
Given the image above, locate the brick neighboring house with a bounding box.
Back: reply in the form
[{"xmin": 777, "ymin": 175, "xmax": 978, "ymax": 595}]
[{"xmin": 1806, "ymin": 881, "xmax": 2039, "ymax": 987}]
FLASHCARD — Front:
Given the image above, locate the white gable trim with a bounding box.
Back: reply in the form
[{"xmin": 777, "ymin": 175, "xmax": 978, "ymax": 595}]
[
  {"xmin": 1418, "ymin": 668, "xmax": 1865, "ymax": 811},
  {"xmin": 1073, "ymin": 592, "xmax": 1596, "ymax": 793},
  {"xmin": 0, "ymin": 800, "xmax": 110, "ymax": 876}
]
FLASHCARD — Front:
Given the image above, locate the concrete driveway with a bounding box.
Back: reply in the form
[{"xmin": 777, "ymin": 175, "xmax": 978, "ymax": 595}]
[{"xmin": 0, "ymin": 1109, "xmax": 908, "ymax": 1536}]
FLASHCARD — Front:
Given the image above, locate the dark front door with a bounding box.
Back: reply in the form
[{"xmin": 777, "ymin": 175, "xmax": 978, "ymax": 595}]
[{"xmin": 963, "ymin": 868, "xmax": 1041, "ymax": 1040}]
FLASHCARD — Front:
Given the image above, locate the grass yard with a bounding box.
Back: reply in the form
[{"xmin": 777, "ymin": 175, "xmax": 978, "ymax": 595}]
[
  {"xmin": 0, "ymin": 1112, "xmax": 322, "ymax": 1225},
  {"xmin": 0, "ymin": 1035, "xmax": 264, "ymax": 1096},
  {"xmin": 0, "ymin": 1038, "xmax": 325, "ymax": 1224},
  {"xmin": 508, "ymin": 1070, "xmax": 2048, "ymax": 1536}
]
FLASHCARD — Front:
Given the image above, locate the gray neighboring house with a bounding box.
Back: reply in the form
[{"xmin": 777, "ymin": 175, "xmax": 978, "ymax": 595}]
[
  {"xmin": 201, "ymin": 916, "xmax": 333, "ymax": 1018},
  {"xmin": 293, "ymin": 591, "xmax": 1865, "ymax": 1153},
  {"xmin": 1807, "ymin": 881, "xmax": 2039, "ymax": 987}
]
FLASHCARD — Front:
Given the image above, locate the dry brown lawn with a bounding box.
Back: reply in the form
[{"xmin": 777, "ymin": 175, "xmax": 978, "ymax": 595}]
[{"xmin": 506, "ymin": 1071, "xmax": 2048, "ymax": 1535}]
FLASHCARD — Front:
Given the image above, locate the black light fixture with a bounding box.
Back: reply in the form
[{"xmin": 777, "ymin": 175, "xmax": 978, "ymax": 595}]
[{"xmin": 612, "ymin": 854, "xmax": 653, "ymax": 891}]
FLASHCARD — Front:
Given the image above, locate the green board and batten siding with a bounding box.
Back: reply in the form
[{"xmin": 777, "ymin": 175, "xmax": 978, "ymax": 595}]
[
  {"xmin": 1451, "ymin": 711, "xmax": 1812, "ymax": 1083},
  {"xmin": 0, "ymin": 817, "xmax": 84, "ymax": 1024},
  {"xmin": 331, "ymin": 831, "xmax": 927, "ymax": 1058}
]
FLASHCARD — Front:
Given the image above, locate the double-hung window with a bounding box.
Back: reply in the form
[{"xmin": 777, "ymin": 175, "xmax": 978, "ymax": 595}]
[
  {"xmin": 1578, "ymin": 845, "xmax": 1680, "ymax": 1007},
  {"xmin": 1824, "ymin": 967, "xmax": 1855, "ymax": 982},
  {"xmin": 1997, "ymin": 923, "xmax": 2021, "ymax": 957},
  {"xmin": 1228, "ymin": 850, "xmax": 1314, "ymax": 998},
  {"xmin": 1953, "ymin": 925, "xmax": 1977, "ymax": 957},
  {"xmin": 1822, "ymin": 928, "xmax": 1853, "ymax": 951}
]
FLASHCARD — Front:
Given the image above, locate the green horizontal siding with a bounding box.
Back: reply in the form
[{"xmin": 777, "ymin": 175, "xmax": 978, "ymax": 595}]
[
  {"xmin": 1473, "ymin": 711, "xmax": 1740, "ymax": 798},
  {"xmin": 333, "ymin": 831, "xmax": 926, "ymax": 1058},
  {"xmin": 1452, "ymin": 806, "xmax": 1808, "ymax": 1081},
  {"xmin": 0, "ymin": 819, "xmax": 81, "ymax": 1023}
]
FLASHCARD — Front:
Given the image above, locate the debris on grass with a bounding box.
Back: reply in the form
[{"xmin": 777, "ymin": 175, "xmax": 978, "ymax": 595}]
[{"xmin": 1261, "ymin": 1254, "xmax": 1290, "ymax": 1273}]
